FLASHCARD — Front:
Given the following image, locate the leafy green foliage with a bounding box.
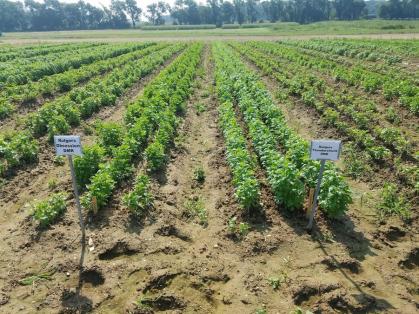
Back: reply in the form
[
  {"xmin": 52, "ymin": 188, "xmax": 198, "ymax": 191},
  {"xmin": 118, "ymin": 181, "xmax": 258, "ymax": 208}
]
[
  {"xmin": 291, "ymin": 307, "xmax": 314, "ymax": 314},
  {"xmin": 0, "ymin": 44, "xmax": 186, "ymax": 183},
  {"xmin": 0, "ymin": 131, "xmax": 39, "ymax": 177},
  {"xmin": 318, "ymin": 168, "xmax": 352, "ymax": 217},
  {"xmin": 343, "ymin": 146, "xmax": 372, "ymax": 179},
  {"xmin": 81, "ymin": 169, "xmax": 115, "ymax": 211},
  {"xmin": 218, "ymin": 101, "xmax": 260, "ymax": 209},
  {"xmin": 31, "ymin": 192, "xmax": 67, "ymax": 227},
  {"xmin": 95, "ymin": 121, "xmax": 125, "ymax": 154},
  {"xmin": 228, "ymin": 217, "xmax": 250, "ymax": 237},
  {"xmin": 74, "ymin": 144, "xmax": 105, "ymax": 190},
  {"xmin": 19, "ymin": 271, "xmax": 55, "ymax": 286},
  {"xmin": 184, "ymin": 197, "xmax": 207, "ymax": 226},
  {"xmin": 145, "ymin": 141, "xmax": 166, "ymax": 171},
  {"xmin": 193, "ymin": 166, "xmax": 206, "ymax": 183},
  {"xmin": 0, "ymin": 100, "xmax": 14, "ymax": 119},
  {"xmin": 122, "ymin": 174, "xmax": 153, "ymax": 216},
  {"xmin": 214, "ymin": 42, "xmax": 350, "ymax": 215},
  {"xmin": 195, "ymin": 102, "xmax": 207, "ymax": 114},
  {"xmin": 81, "ymin": 44, "xmax": 202, "ymax": 211},
  {"xmin": 377, "ymin": 183, "xmax": 411, "ymax": 221}
]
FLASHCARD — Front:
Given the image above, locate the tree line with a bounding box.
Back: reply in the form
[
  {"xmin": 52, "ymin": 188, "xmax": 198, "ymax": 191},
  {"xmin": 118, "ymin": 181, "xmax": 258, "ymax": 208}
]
[{"xmin": 0, "ymin": 0, "xmax": 418, "ymax": 32}]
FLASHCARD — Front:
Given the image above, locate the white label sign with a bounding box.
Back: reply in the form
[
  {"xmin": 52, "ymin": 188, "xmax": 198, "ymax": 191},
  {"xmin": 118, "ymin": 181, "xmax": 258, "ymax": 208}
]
[
  {"xmin": 54, "ymin": 135, "xmax": 82, "ymax": 156},
  {"xmin": 310, "ymin": 140, "xmax": 341, "ymax": 161}
]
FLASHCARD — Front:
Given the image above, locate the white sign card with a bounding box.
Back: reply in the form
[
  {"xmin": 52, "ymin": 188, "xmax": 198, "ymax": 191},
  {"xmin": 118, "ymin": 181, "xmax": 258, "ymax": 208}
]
[
  {"xmin": 54, "ymin": 135, "xmax": 83, "ymax": 156},
  {"xmin": 310, "ymin": 140, "xmax": 341, "ymax": 161}
]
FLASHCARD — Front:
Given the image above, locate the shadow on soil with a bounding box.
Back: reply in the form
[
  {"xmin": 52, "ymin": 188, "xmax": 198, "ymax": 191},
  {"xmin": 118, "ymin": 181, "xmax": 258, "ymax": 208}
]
[
  {"xmin": 323, "ymin": 214, "xmax": 376, "ymax": 261},
  {"xmin": 61, "ymin": 236, "xmax": 93, "ymax": 314},
  {"xmin": 317, "ymin": 239, "xmax": 394, "ymax": 313}
]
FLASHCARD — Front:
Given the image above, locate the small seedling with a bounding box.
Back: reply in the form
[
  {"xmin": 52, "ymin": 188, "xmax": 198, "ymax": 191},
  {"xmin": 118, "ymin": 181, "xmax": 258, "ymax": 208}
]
[
  {"xmin": 195, "ymin": 102, "xmax": 207, "ymax": 114},
  {"xmin": 238, "ymin": 222, "xmax": 250, "ymax": 236},
  {"xmin": 185, "ymin": 197, "xmax": 207, "ymax": 226},
  {"xmin": 194, "ymin": 166, "xmax": 205, "ymax": 183},
  {"xmin": 201, "ymin": 90, "xmax": 210, "ymax": 98},
  {"xmin": 174, "ymin": 133, "xmax": 187, "ymax": 148},
  {"xmin": 19, "ymin": 271, "xmax": 54, "ymax": 286},
  {"xmin": 228, "ymin": 217, "xmax": 250, "ymax": 238},
  {"xmin": 282, "ymin": 256, "xmax": 292, "ymax": 268},
  {"xmin": 321, "ymin": 230, "xmax": 335, "ymax": 243},
  {"xmin": 122, "ymin": 174, "xmax": 153, "ymax": 217},
  {"xmin": 290, "ymin": 307, "xmax": 313, "ymax": 314},
  {"xmin": 385, "ymin": 106, "xmax": 400, "ymax": 124},
  {"xmin": 228, "ymin": 217, "xmax": 237, "ymax": 233},
  {"xmin": 268, "ymin": 270, "xmax": 289, "ymax": 290},
  {"xmin": 53, "ymin": 156, "xmax": 65, "ymax": 166},
  {"xmin": 377, "ymin": 183, "xmax": 411, "ymax": 221},
  {"xmin": 255, "ymin": 308, "xmax": 267, "ymax": 314},
  {"xmin": 136, "ymin": 294, "xmax": 153, "ymax": 309},
  {"xmin": 81, "ymin": 122, "xmax": 94, "ymax": 135},
  {"xmin": 196, "ymin": 67, "xmax": 205, "ymax": 78},
  {"xmin": 47, "ymin": 179, "xmax": 57, "ymax": 191},
  {"xmin": 31, "ymin": 192, "xmax": 67, "ymax": 227},
  {"xmin": 268, "ymin": 277, "xmax": 281, "ymax": 290}
]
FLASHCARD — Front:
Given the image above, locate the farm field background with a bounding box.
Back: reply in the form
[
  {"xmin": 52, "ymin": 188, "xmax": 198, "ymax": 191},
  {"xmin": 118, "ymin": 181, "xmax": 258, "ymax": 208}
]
[
  {"xmin": 1, "ymin": 20, "xmax": 419, "ymax": 44},
  {"xmin": 0, "ymin": 36, "xmax": 418, "ymax": 314}
]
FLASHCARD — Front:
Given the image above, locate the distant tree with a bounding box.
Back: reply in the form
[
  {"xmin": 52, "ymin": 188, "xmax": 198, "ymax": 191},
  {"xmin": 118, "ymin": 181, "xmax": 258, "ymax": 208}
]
[
  {"xmin": 84, "ymin": 3, "xmax": 105, "ymax": 29},
  {"xmin": 171, "ymin": 0, "xmax": 201, "ymax": 24},
  {"xmin": 2, "ymin": 0, "xmax": 404, "ymax": 32},
  {"xmin": 24, "ymin": 0, "xmax": 66, "ymax": 31},
  {"xmin": 261, "ymin": 0, "xmax": 283, "ymax": 22},
  {"xmin": 124, "ymin": 0, "xmax": 141, "ymax": 27},
  {"xmin": 147, "ymin": 1, "xmax": 168, "ymax": 25},
  {"xmin": 334, "ymin": 0, "xmax": 366, "ymax": 20},
  {"xmin": 207, "ymin": 0, "xmax": 222, "ymax": 26},
  {"xmin": 0, "ymin": 0, "xmax": 27, "ymax": 31},
  {"xmin": 221, "ymin": 1, "xmax": 235, "ymax": 23},
  {"xmin": 198, "ymin": 4, "xmax": 213, "ymax": 23},
  {"xmin": 62, "ymin": 2, "xmax": 83, "ymax": 29},
  {"xmin": 171, "ymin": 0, "xmax": 187, "ymax": 24},
  {"xmin": 246, "ymin": 0, "xmax": 259, "ymax": 23},
  {"xmin": 110, "ymin": 0, "xmax": 129, "ymax": 28},
  {"xmin": 233, "ymin": 0, "xmax": 246, "ymax": 24},
  {"xmin": 378, "ymin": 0, "xmax": 418, "ymax": 18}
]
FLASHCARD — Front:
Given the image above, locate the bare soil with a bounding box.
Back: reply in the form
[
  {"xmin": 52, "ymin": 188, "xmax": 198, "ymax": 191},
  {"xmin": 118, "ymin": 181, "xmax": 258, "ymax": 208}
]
[{"xmin": 0, "ymin": 44, "xmax": 418, "ymax": 314}]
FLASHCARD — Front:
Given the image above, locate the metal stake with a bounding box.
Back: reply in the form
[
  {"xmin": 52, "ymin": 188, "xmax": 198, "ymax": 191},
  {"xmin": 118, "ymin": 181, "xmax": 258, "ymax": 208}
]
[
  {"xmin": 306, "ymin": 159, "xmax": 326, "ymax": 230},
  {"xmin": 68, "ymin": 155, "xmax": 85, "ymax": 245}
]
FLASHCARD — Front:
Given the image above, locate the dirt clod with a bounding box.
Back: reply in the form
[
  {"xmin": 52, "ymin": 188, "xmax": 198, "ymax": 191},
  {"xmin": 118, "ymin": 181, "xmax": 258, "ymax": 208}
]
[
  {"xmin": 60, "ymin": 288, "xmax": 93, "ymax": 313},
  {"xmin": 398, "ymin": 247, "xmax": 419, "ymax": 269},
  {"xmin": 81, "ymin": 267, "xmax": 105, "ymax": 286},
  {"xmin": 0, "ymin": 293, "xmax": 9, "ymax": 306},
  {"xmin": 292, "ymin": 282, "xmax": 341, "ymax": 304},
  {"xmin": 140, "ymin": 293, "xmax": 185, "ymax": 311},
  {"xmin": 327, "ymin": 292, "xmax": 379, "ymax": 313},
  {"xmin": 155, "ymin": 225, "xmax": 191, "ymax": 242},
  {"xmin": 143, "ymin": 270, "xmax": 179, "ymax": 293},
  {"xmin": 322, "ymin": 256, "xmax": 361, "ymax": 273},
  {"xmin": 98, "ymin": 240, "xmax": 140, "ymax": 260}
]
